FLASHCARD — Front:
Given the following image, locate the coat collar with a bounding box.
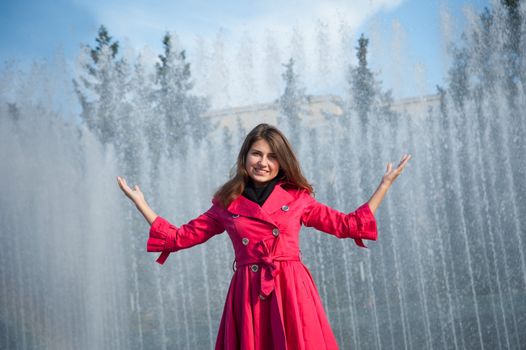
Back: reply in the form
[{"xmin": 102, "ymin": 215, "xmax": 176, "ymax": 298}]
[{"xmin": 227, "ymin": 181, "xmax": 294, "ymax": 225}]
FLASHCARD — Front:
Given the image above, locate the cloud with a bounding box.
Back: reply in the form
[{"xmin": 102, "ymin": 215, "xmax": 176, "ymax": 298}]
[{"xmin": 75, "ymin": 0, "xmax": 405, "ymax": 48}]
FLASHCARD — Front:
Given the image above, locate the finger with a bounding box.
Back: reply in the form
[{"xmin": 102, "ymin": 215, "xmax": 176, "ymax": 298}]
[
  {"xmin": 399, "ymin": 154, "xmax": 411, "ymax": 167},
  {"xmin": 397, "ymin": 159, "xmax": 411, "ymax": 172},
  {"xmin": 119, "ymin": 177, "xmax": 127, "ymax": 188},
  {"xmin": 117, "ymin": 178, "xmax": 132, "ymax": 195},
  {"xmin": 121, "ymin": 179, "xmax": 133, "ymax": 192},
  {"xmin": 117, "ymin": 177, "xmax": 126, "ymax": 189}
]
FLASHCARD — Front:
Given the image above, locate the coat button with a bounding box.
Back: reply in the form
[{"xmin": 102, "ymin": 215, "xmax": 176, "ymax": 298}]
[
  {"xmin": 281, "ymin": 205, "xmax": 289, "ymax": 211},
  {"xmin": 272, "ymin": 228, "xmax": 280, "ymax": 237},
  {"xmin": 251, "ymin": 264, "xmax": 259, "ymax": 272},
  {"xmin": 259, "ymin": 293, "xmax": 266, "ymax": 300},
  {"xmin": 242, "ymin": 237, "xmax": 249, "ymax": 246},
  {"xmin": 232, "ymin": 214, "xmax": 239, "ymax": 218}
]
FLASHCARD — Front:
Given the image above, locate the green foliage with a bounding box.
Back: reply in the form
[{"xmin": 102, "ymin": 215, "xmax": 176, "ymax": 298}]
[
  {"xmin": 156, "ymin": 33, "xmax": 193, "ymax": 95},
  {"xmin": 347, "ymin": 33, "xmax": 395, "ymax": 131},
  {"xmin": 278, "ymin": 57, "xmax": 306, "ymax": 147},
  {"xmin": 447, "ymin": 45, "xmax": 469, "ymax": 112},
  {"xmin": 154, "ymin": 32, "xmax": 212, "ymax": 157},
  {"xmin": 349, "ymin": 34, "xmax": 376, "ymax": 128},
  {"xmin": 74, "ymin": 28, "xmax": 213, "ymax": 156},
  {"xmin": 90, "ymin": 25, "xmax": 119, "ymax": 64},
  {"xmin": 446, "ymin": 1, "xmax": 524, "ymax": 111},
  {"xmin": 74, "ymin": 25, "xmax": 126, "ymax": 145}
]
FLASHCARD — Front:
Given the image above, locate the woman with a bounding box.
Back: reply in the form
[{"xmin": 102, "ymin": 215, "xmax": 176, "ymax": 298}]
[{"xmin": 117, "ymin": 123, "xmax": 411, "ymax": 349}]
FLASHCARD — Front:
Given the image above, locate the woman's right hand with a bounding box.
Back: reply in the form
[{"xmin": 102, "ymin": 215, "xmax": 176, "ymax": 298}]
[{"xmin": 117, "ymin": 176, "xmax": 145, "ymax": 205}]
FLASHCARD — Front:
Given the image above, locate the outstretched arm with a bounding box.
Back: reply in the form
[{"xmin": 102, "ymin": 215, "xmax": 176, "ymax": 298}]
[
  {"xmin": 117, "ymin": 176, "xmax": 158, "ymax": 225},
  {"xmin": 117, "ymin": 176, "xmax": 225, "ymax": 265},
  {"xmin": 367, "ymin": 154, "xmax": 411, "ymax": 215}
]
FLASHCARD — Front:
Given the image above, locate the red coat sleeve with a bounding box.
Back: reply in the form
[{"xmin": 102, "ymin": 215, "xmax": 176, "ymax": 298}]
[
  {"xmin": 300, "ymin": 192, "xmax": 378, "ymax": 248},
  {"xmin": 146, "ymin": 203, "xmax": 225, "ymax": 265}
]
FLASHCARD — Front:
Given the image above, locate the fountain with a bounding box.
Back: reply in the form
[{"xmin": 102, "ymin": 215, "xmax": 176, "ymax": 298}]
[{"xmin": 0, "ymin": 1, "xmax": 524, "ymax": 349}]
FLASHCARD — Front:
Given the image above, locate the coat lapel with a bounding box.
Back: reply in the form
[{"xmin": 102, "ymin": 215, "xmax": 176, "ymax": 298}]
[
  {"xmin": 227, "ymin": 195, "xmax": 268, "ymax": 222},
  {"xmin": 261, "ymin": 182, "xmax": 294, "ymax": 214},
  {"xmin": 227, "ymin": 181, "xmax": 294, "ymax": 224}
]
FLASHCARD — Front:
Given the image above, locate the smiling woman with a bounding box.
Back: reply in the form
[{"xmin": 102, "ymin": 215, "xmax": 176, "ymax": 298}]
[{"xmin": 117, "ymin": 123, "xmax": 411, "ymax": 349}]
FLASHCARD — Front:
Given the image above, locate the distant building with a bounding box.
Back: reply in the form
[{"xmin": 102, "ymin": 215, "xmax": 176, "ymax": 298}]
[{"xmin": 204, "ymin": 94, "xmax": 441, "ymax": 131}]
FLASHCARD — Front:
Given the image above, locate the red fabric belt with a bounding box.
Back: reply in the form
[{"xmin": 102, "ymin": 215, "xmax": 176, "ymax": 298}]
[{"xmin": 234, "ymin": 236, "xmax": 301, "ymax": 299}]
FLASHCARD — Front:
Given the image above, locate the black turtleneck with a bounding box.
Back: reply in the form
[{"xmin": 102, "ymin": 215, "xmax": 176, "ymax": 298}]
[{"xmin": 242, "ymin": 171, "xmax": 284, "ymax": 206}]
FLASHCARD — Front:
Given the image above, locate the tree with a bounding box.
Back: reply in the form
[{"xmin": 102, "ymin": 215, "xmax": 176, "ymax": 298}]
[
  {"xmin": 155, "ymin": 32, "xmax": 212, "ymax": 158},
  {"xmin": 447, "ymin": 45, "xmax": 470, "ymax": 112},
  {"xmin": 349, "ymin": 34, "xmax": 375, "ymax": 131},
  {"xmin": 501, "ymin": 0, "xmax": 522, "ymax": 103},
  {"xmin": 73, "ymin": 25, "xmax": 129, "ymax": 145},
  {"xmin": 277, "ymin": 58, "xmax": 306, "ymax": 149},
  {"xmin": 345, "ymin": 34, "xmax": 396, "ymax": 134},
  {"xmin": 89, "ymin": 25, "xmax": 118, "ymax": 64}
]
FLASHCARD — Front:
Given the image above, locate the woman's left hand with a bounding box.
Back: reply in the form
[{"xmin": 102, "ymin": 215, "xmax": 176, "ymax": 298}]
[{"xmin": 382, "ymin": 154, "xmax": 411, "ymax": 187}]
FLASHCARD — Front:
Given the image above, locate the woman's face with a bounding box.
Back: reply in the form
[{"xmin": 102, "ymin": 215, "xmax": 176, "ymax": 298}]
[{"xmin": 245, "ymin": 139, "xmax": 280, "ymax": 187}]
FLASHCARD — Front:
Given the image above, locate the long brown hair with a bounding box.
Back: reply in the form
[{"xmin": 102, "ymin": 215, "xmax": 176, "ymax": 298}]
[{"xmin": 214, "ymin": 123, "xmax": 313, "ymax": 208}]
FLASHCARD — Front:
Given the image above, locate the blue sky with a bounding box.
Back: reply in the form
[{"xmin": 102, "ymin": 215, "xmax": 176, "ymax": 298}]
[{"xmin": 0, "ymin": 0, "xmax": 490, "ymax": 103}]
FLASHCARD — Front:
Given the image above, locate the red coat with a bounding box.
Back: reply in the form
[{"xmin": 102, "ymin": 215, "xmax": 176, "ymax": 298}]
[{"xmin": 147, "ymin": 180, "xmax": 378, "ymax": 350}]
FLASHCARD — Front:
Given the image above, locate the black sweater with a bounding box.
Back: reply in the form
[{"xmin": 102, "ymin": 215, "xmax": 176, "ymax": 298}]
[{"xmin": 242, "ymin": 172, "xmax": 285, "ymax": 206}]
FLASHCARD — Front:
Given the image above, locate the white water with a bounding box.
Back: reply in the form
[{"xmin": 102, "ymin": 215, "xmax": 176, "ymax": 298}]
[{"xmin": 1, "ymin": 2, "xmax": 525, "ymax": 349}]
